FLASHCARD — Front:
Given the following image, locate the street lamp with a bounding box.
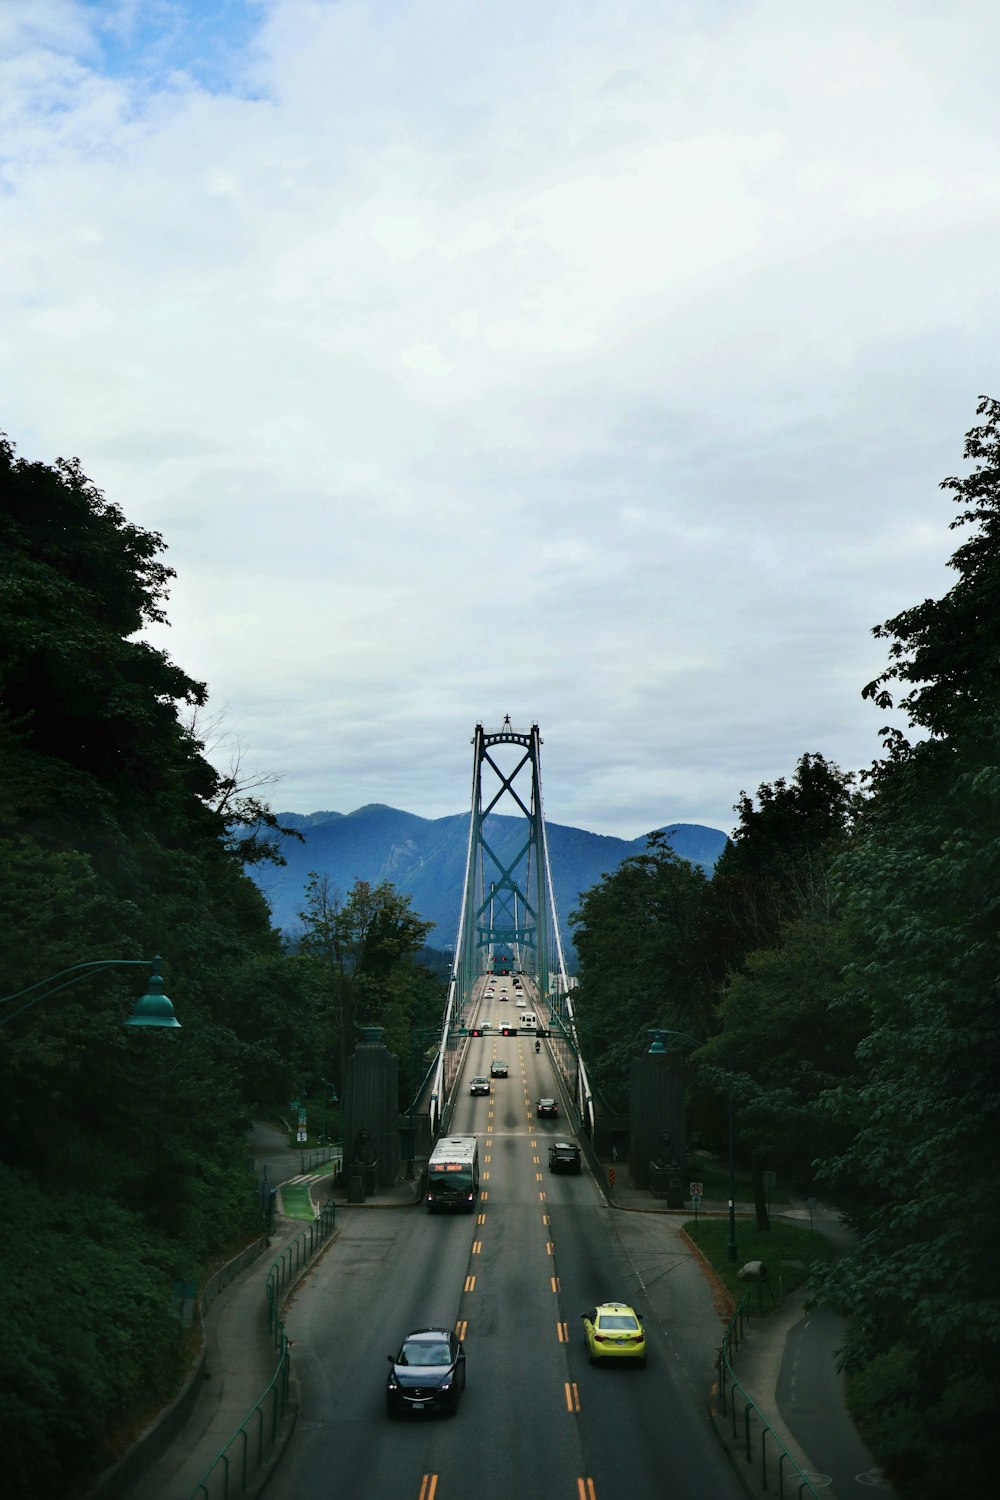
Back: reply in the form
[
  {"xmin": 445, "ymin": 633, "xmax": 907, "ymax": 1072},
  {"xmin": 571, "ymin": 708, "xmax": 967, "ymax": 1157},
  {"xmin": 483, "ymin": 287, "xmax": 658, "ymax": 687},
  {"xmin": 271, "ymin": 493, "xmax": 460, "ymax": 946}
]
[
  {"xmin": 647, "ymin": 1028, "xmax": 737, "ymax": 1263},
  {"xmin": 0, "ymin": 954, "xmax": 180, "ymax": 1030}
]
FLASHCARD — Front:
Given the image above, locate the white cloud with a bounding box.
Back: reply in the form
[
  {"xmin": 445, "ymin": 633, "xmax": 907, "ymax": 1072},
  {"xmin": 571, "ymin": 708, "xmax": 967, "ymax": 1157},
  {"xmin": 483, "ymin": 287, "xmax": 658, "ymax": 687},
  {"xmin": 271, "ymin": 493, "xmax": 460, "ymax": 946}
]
[{"xmin": 2, "ymin": 0, "xmax": 997, "ymax": 836}]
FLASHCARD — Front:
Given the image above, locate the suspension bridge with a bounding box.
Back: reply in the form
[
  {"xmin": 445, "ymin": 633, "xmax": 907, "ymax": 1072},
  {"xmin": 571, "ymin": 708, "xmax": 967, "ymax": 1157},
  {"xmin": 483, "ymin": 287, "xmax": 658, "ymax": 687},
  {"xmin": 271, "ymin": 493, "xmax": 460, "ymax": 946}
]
[{"xmin": 419, "ymin": 716, "xmax": 596, "ymax": 1142}]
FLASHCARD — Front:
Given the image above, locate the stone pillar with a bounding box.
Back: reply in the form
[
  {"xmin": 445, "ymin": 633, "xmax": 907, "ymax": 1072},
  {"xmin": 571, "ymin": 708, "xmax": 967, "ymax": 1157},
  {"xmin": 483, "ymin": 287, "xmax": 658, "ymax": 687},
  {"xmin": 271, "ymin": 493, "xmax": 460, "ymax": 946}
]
[
  {"xmin": 343, "ymin": 1025, "xmax": 400, "ymax": 1190},
  {"xmin": 629, "ymin": 1053, "xmax": 686, "ymax": 1194}
]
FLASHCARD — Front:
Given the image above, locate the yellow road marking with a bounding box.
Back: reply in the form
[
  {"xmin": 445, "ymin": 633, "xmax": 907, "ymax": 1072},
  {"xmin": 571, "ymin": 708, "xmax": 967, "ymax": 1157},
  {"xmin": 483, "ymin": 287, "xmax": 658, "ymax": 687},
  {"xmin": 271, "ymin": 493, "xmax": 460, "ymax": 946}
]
[
  {"xmin": 535, "ymin": 1172, "xmax": 543, "ymax": 1181},
  {"xmin": 418, "ymin": 1475, "xmax": 438, "ymax": 1500},
  {"xmin": 556, "ymin": 1322, "xmax": 569, "ymax": 1342},
  {"xmin": 532, "ymin": 1154, "xmax": 540, "ymax": 1164},
  {"xmin": 472, "ymin": 1241, "xmax": 482, "ymax": 1254},
  {"xmin": 456, "ymin": 1320, "xmax": 468, "ymax": 1339},
  {"xmin": 477, "ymin": 1212, "xmax": 486, "ymax": 1224},
  {"xmin": 564, "ymin": 1381, "xmax": 581, "ymax": 1412},
  {"xmin": 551, "ymin": 1276, "xmax": 560, "ymax": 1293},
  {"xmin": 464, "ymin": 1275, "xmax": 476, "ymax": 1292},
  {"xmin": 481, "ymin": 1190, "xmax": 488, "ymax": 1201},
  {"xmin": 546, "ymin": 1241, "xmax": 554, "ymax": 1255},
  {"xmin": 542, "ymin": 1214, "xmax": 549, "ymax": 1225},
  {"xmin": 577, "ymin": 1480, "xmax": 596, "ymax": 1500},
  {"xmin": 483, "ymin": 1170, "xmax": 489, "ymax": 1180},
  {"xmin": 539, "ymin": 1190, "xmax": 546, "ymax": 1202}
]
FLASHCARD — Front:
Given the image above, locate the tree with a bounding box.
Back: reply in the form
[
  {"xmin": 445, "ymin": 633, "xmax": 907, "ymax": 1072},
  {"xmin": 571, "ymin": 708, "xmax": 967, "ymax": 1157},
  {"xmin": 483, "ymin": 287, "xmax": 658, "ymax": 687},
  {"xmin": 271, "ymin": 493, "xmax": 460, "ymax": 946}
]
[
  {"xmin": 570, "ymin": 832, "xmax": 711, "ymax": 1111},
  {"xmin": 812, "ymin": 399, "xmax": 1000, "ymax": 1494},
  {"xmin": 0, "ymin": 435, "xmax": 295, "ymax": 1498},
  {"xmin": 297, "ymin": 874, "xmax": 435, "ymax": 1090}
]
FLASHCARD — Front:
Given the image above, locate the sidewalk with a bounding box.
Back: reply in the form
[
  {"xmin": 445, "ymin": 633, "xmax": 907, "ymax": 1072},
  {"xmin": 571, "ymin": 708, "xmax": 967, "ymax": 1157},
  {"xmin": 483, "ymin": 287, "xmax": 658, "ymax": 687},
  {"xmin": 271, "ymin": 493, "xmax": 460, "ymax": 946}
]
[
  {"xmin": 96, "ymin": 1128, "xmax": 421, "ymax": 1500},
  {"xmin": 606, "ymin": 1173, "xmax": 893, "ymax": 1500}
]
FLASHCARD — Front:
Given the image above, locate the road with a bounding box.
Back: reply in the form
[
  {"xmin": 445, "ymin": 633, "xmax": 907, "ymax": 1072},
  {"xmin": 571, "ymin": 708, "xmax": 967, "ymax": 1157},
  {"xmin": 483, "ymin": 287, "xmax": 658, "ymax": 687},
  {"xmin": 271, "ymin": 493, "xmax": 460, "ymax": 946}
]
[{"xmin": 268, "ymin": 1012, "xmax": 741, "ymax": 1500}]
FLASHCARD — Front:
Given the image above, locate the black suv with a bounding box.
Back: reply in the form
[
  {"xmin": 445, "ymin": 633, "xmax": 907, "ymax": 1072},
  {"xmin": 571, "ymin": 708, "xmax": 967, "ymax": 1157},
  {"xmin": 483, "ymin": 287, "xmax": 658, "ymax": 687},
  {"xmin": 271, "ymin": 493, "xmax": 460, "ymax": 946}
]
[
  {"xmin": 548, "ymin": 1141, "xmax": 582, "ymax": 1174},
  {"xmin": 386, "ymin": 1328, "xmax": 466, "ymax": 1417}
]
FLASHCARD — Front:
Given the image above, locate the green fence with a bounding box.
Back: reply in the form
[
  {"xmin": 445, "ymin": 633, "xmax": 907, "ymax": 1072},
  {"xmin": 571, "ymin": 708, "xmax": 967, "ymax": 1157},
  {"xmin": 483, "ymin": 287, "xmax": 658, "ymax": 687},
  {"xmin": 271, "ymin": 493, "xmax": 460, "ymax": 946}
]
[
  {"xmin": 718, "ymin": 1291, "xmax": 821, "ymax": 1498},
  {"xmin": 189, "ymin": 1200, "xmax": 337, "ymax": 1500}
]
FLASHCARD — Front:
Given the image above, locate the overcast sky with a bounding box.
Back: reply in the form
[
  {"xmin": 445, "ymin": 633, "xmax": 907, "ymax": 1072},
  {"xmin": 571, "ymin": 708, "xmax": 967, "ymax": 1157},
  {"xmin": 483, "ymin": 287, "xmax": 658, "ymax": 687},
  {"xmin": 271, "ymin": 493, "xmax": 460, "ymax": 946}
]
[{"xmin": 3, "ymin": 0, "xmax": 997, "ymax": 838}]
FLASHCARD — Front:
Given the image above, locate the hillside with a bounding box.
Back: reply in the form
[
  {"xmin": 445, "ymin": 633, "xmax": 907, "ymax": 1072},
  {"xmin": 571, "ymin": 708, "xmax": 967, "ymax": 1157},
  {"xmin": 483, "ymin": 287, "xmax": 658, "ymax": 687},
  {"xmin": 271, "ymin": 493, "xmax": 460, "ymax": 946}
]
[{"xmin": 248, "ymin": 805, "xmax": 729, "ymax": 956}]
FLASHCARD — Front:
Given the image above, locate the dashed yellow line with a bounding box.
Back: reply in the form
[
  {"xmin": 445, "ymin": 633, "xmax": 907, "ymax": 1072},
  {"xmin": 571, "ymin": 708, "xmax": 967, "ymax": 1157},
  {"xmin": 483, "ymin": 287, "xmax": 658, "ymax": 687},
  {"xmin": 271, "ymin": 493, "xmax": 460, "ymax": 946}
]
[
  {"xmin": 565, "ymin": 1381, "xmax": 581, "ymax": 1412},
  {"xmin": 456, "ymin": 1319, "xmax": 468, "ymax": 1339},
  {"xmin": 465, "ymin": 1274, "xmax": 476, "ymax": 1292},
  {"xmin": 539, "ymin": 1190, "xmax": 546, "ymax": 1202},
  {"xmin": 577, "ymin": 1480, "xmax": 597, "ymax": 1500},
  {"xmin": 551, "ymin": 1276, "xmax": 560, "ymax": 1293},
  {"xmin": 556, "ymin": 1321, "xmax": 569, "ymax": 1342},
  {"xmin": 535, "ymin": 1172, "xmax": 543, "ymax": 1182},
  {"xmin": 477, "ymin": 1212, "xmax": 486, "ymax": 1225},
  {"xmin": 481, "ymin": 1190, "xmax": 488, "ymax": 1201},
  {"xmin": 418, "ymin": 1475, "xmax": 438, "ymax": 1500},
  {"xmin": 545, "ymin": 1241, "xmax": 554, "ymax": 1255},
  {"xmin": 472, "ymin": 1241, "xmax": 482, "ymax": 1254}
]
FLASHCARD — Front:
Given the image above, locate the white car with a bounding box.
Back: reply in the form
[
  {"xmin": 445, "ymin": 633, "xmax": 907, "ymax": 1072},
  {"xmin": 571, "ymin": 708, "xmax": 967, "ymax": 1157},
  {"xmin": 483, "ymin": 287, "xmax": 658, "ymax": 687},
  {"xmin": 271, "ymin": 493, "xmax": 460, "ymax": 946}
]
[{"xmin": 516, "ymin": 997, "xmax": 526, "ymax": 1007}]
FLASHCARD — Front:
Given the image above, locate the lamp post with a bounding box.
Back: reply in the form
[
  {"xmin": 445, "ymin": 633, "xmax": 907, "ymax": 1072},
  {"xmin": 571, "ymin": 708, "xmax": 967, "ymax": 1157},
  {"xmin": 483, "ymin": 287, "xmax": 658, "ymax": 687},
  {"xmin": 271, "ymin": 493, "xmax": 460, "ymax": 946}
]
[
  {"xmin": 0, "ymin": 954, "xmax": 180, "ymax": 1029},
  {"xmin": 647, "ymin": 1027, "xmax": 737, "ymax": 1263}
]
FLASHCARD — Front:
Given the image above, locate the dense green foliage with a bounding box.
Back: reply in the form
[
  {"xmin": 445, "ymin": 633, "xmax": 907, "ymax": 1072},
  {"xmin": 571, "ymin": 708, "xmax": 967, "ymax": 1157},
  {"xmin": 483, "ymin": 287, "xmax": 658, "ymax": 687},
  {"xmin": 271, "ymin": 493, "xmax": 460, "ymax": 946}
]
[
  {"xmin": 570, "ymin": 400, "xmax": 1000, "ymax": 1494},
  {"xmin": 0, "ymin": 437, "xmax": 443, "ymax": 1498}
]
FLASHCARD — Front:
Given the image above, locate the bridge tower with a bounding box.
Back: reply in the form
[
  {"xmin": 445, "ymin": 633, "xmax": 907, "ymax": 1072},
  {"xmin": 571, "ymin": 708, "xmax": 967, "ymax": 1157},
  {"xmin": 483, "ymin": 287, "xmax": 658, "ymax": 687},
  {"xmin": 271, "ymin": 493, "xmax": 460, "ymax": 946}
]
[{"xmin": 454, "ymin": 717, "xmax": 557, "ymax": 1016}]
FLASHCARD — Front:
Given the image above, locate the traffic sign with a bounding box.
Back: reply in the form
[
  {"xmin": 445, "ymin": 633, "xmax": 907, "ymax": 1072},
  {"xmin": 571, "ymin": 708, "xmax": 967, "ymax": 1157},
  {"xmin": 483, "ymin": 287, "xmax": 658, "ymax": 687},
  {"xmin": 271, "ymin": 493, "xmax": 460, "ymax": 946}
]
[{"xmin": 689, "ymin": 1181, "xmax": 703, "ymax": 1197}]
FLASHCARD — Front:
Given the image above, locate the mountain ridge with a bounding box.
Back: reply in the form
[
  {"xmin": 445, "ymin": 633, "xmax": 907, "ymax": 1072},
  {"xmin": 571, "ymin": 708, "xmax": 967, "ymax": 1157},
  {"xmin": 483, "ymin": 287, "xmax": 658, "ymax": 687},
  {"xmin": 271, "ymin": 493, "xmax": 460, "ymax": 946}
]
[{"xmin": 248, "ymin": 804, "xmax": 730, "ymax": 955}]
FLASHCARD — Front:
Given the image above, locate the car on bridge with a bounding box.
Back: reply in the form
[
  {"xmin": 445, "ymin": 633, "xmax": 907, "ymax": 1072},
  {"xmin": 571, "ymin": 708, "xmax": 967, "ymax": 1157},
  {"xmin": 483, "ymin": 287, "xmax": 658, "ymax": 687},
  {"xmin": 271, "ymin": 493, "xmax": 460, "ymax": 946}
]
[
  {"xmin": 581, "ymin": 1303, "xmax": 646, "ymax": 1365},
  {"xmin": 536, "ymin": 1098, "xmax": 558, "ymax": 1118},
  {"xmin": 386, "ymin": 1327, "xmax": 467, "ymax": 1417},
  {"xmin": 548, "ymin": 1141, "xmax": 581, "ymax": 1173},
  {"xmin": 469, "ymin": 1076, "xmax": 490, "ymax": 1095},
  {"xmin": 490, "ymin": 1059, "xmax": 508, "ymax": 1078}
]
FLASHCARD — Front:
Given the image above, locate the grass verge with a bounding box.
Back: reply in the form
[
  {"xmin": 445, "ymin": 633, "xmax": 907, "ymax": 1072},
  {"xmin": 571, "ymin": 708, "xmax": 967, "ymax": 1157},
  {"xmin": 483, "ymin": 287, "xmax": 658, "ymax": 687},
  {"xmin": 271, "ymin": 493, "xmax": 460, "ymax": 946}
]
[{"xmin": 682, "ymin": 1215, "xmax": 830, "ymax": 1306}]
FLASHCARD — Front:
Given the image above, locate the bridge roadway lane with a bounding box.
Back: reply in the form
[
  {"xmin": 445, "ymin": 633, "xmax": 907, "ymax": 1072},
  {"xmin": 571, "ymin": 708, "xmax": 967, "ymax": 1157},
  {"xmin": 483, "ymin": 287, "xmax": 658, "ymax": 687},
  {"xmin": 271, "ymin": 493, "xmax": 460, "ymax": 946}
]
[{"xmin": 268, "ymin": 1030, "xmax": 741, "ymax": 1500}]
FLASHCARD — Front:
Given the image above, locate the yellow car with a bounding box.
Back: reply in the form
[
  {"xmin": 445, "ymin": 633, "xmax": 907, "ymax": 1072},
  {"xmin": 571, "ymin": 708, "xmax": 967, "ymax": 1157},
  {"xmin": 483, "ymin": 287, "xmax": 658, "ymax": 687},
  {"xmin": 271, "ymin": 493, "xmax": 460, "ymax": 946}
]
[{"xmin": 581, "ymin": 1302, "xmax": 646, "ymax": 1365}]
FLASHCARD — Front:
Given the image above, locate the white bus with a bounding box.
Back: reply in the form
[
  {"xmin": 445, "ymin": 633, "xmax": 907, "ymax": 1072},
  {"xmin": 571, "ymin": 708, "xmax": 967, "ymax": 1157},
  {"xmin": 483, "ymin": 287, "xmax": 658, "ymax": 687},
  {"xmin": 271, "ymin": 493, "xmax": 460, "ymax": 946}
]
[
  {"xmin": 518, "ymin": 1012, "xmax": 538, "ymax": 1032},
  {"xmin": 426, "ymin": 1135, "xmax": 480, "ymax": 1213}
]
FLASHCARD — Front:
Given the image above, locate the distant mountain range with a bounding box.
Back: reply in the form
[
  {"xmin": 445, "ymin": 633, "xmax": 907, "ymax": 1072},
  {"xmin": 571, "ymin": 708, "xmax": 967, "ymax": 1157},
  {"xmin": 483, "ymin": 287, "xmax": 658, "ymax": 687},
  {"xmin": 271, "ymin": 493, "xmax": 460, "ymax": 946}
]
[{"xmin": 247, "ymin": 805, "xmax": 729, "ymax": 960}]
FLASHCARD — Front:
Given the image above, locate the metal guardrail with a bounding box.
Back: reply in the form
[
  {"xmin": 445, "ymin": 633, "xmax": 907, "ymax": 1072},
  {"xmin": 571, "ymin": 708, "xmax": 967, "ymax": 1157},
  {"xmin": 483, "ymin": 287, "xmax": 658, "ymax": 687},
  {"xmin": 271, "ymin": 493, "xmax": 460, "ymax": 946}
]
[
  {"xmin": 188, "ymin": 1200, "xmax": 337, "ymax": 1500},
  {"xmin": 718, "ymin": 1292, "xmax": 821, "ymax": 1498}
]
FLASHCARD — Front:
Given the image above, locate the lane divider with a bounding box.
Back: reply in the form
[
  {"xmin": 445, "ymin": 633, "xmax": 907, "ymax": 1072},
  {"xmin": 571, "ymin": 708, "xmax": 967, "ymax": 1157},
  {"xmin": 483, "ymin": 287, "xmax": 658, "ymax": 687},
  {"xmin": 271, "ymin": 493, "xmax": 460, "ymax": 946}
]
[
  {"xmin": 556, "ymin": 1321, "xmax": 569, "ymax": 1342},
  {"xmin": 564, "ymin": 1381, "xmax": 581, "ymax": 1413},
  {"xmin": 456, "ymin": 1319, "xmax": 468, "ymax": 1339},
  {"xmin": 465, "ymin": 1275, "xmax": 476, "ymax": 1292},
  {"xmin": 418, "ymin": 1475, "xmax": 438, "ymax": 1500},
  {"xmin": 577, "ymin": 1480, "xmax": 597, "ymax": 1500}
]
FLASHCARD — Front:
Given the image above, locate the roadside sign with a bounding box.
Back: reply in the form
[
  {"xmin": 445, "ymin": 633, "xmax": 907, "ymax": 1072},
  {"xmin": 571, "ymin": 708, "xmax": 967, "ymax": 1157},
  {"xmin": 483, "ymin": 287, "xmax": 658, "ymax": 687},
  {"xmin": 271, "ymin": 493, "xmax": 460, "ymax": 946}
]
[
  {"xmin": 690, "ymin": 1192, "xmax": 702, "ymax": 1205},
  {"xmin": 608, "ymin": 1168, "xmax": 616, "ymax": 1187},
  {"xmin": 690, "ymin": 1181, "xmax": 703, "ymax": 1197}
]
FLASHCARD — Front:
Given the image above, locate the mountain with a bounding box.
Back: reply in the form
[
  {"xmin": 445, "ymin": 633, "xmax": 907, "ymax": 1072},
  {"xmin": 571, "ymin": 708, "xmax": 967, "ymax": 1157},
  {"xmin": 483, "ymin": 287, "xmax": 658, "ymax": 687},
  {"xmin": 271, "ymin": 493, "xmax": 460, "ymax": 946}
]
[{"xmin": 247, "ymin": 805, "xmax": 729, "ymax": 960}]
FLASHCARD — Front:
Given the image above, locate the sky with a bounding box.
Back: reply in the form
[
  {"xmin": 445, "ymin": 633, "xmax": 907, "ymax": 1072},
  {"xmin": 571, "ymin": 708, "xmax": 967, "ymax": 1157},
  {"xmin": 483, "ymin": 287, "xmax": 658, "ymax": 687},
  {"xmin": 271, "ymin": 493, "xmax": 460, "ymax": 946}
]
[{"xmin": 2, "ymin": 0, "xmax": 998, "ymax": 839}]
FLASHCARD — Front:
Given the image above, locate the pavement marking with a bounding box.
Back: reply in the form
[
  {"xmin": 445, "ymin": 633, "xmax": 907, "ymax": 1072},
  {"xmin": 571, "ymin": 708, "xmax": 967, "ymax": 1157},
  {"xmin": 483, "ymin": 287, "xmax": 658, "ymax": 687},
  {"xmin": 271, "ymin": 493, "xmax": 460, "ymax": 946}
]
[
  {"xmin": 536, "ymin": 1172, "xmax": 544, "ymax": 1182},
  {"xmin": 551, "ymin": 1276, "xmax": 560, "ymax": 1293},
  {"xmin": 577, "ymin": 1478, "xmax": 597, "ymax": 1500},
  {"xmin": 546, "ymin": 1241, "xmax": 554, "ymax": 1255},
  {"xmin": 557, "ymin": 1321, "xmax": 569, "ymax": 1342},
  {"xmin": 480, "ymin": 1190, "xmax": 488, "ymax": 1201},
  {"xmin": 477, "ymin": 1212, "xmax": 486, "ymax": 1224},
  {"xmin": 464, "ymin": 1275, "xmax": 476, "ymax": 1292},
  {"xmin": 564, "ymin": 1381, "xmax": 581, "ymax": 1413},
  {"xmin": 418, "ymin": 1475, "xmax": 438, "ymax": 1500},
  {"xmin": 455, "ymin": 1319, "xmax": 468, "ymax": 1339},
  {"xmin": 472, "ymin": 1241, "xmax": 482, "ymax": 1254}
]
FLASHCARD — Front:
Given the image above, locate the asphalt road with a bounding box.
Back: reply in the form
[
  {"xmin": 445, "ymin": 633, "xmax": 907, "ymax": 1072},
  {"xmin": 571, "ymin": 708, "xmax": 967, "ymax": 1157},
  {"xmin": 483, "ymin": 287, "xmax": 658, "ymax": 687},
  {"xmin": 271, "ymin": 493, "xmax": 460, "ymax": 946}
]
[{"xmin": 268, "ymin": 1032, "xmax": 741, "ymax": 1500}]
